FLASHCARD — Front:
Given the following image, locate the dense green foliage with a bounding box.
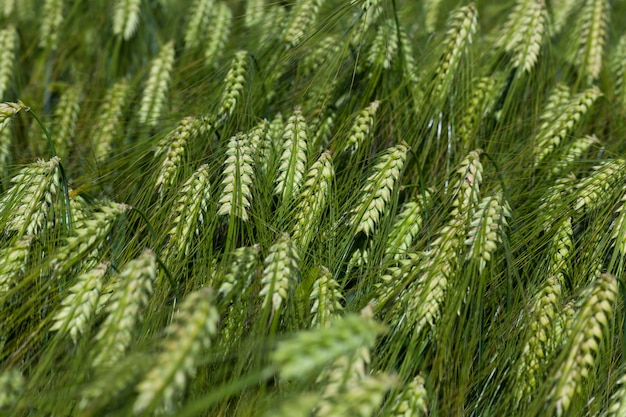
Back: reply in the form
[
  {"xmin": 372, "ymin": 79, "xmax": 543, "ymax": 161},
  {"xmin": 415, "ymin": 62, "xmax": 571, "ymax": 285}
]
[{"xmin": 2, "ymin": 0, "xmax": 626, "ymax": 415}]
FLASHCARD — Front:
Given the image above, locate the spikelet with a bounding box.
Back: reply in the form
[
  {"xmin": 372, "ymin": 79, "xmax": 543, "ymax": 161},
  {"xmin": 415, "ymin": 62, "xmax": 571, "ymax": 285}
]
[
  {"xmin": 366, "ymin": 19, "xmax": 398, "ymax": 71},
  {"xmin": 39, "ymin": 0, "xmax": 64, "ymax": 50},
  {"xmin": 501, "ymin": 0, "xmax": 548, "ymax": 73},
  {"xmin": 575, "ymin": 159, "xmax": 626, "ymax": 212},
  {"xmin": 272, "ymin": 313, "xmax": 384, "ymax": 380},
  {"xmin": 282, "ymin": 0, "xmax": 324, "ymax": 48},
  {"xmin": 50, "ymin": 262, "xmax": 108, "ymax": 343},
  {"xmin": 217, "ymin": 244, "xmax": 260, "ymax": 302},
  {"xmin": 310, "ymin": 266, "xmax": 343, "ymax": 327},
  {"xmin": 205, "ymin": 2, "xmax": 232, "ymax": 67},
  {"xmin": 0, "ymin": 26, "xmax": 16, "ymax": 101},
  {"xmin": 138, "ymin": 41, "xmax": 175, "ymax": 128},
  {"xmin": 162, "ymin": 164, "xmax": 211, "ymax": 260},
  {"xmin": 432, "ymin": 4, "xmax": 478, "ymax": 100},
  {"xmin": 534, "ymin": 86, "xmax": 601, "ymax": 165},
  {"xmin": 51, "ymin": 84, "xmax": 82, "ymax": 160},
  {"xmin": 572, "ymin": 0, "xmax": 609, "ymax": 85},
  {"xmin": 2, "ymin": 156, "xmax": 62, "ymax": 237},
  {"xmin": 389, "ymin": 375, "xmax": 429, "ymax": 417},
  {"xmin": 133, "ymin": 287, "xmax": 219, "ymax": 414},
  {"xmin": 0, "ymin": 368, "xmax": 24, "ymax": 410},
  {"xmin": 259, "ymin": 233, "xmax": 300, "ymax": 314},
  {"xmin": 92, "ymin": 80, "xmax": 132, "ymax": 160},
  {"xmin": 154, "ymin": 116, "xmax": 205, "ymax": 197},
  {"xmin": 218, "ymin": 133, "xmax": 254, "ymax": 221},
  {"xmin": 50, "ymin": 201, "xmax": 129, "ymax": 274},
  {"xmin": 464, "ymin": 192, "xmax": 511, "ymax": 273},
  {"xmin": 545, "ymin": 274, "xmax": 618, "ymax": 416},
  {"xmin": 91, "ymin": 249, "xmax": 156, "ymax": 368},
  {"xmin": 350, "ymin": 144, "xmax": 409, "ymax": 236},
  {"xmin": 0, "ymin": 235, "xmax": 33, "ymax": 293},
  {"xmin": 292, "ymin": 151, "xmax": 333, "ymax": 252},
  {"xmin": 513, "ymin": 275, "xmax": 563, "ymax": 407},
  {"xmin": 384, "ymin": 194, "xmax": 430, "ymax": 261},
  {"xmin": 113, "ymin": 0, "xmax": 142, "ymax": 40},
  {"xmin": 344, "ymin": 101, "xmax": 380, "ymax": 155},
  {"xmin": 184, "ymin": 0, "xmax": 213, "ymax": 50},
  {"xmin": 275, "ymin": 109, "xmax": 309, "ymax": 202},
  {"xmin": 606, "ymin": 368, "xmax": 626, "ymax": 417},
  {"xmin": 218, "ymin": 50, "xmax": 248, "ymax": 122}
]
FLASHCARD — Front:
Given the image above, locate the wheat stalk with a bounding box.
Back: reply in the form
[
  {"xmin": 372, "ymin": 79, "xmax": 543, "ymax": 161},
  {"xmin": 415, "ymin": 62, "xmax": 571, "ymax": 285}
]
[
  {"xmin": 91, "ymin": 249, "xmax": 156, "ymax": 368},
  {"xmin": 204, "ymin": 2, "xmax": 232, "ymax": 68},
  {"xmin": 350, "ymin": 143, "xmax": 409, "ymax": 237},
  {"xmin": 50, "ymin": 262, "xmax": 108, "ymax": 343},
  {"xmin": 217, "ymin": 133, "xmax": 255, "ymax": 221},
  {"xmin": 138, "ymin": 40, "xmax": 175, "ymax": 128},
  {"xmin": 275, "ymin": 108, "xmax": 309, "ymax": 203},
  {"xmin": 133, "ymin": 287, "xmax": 219, "ymax": 414},
  {"xmin": 113, "ymin": 0, "xmax": 142, "ymax": 40}
]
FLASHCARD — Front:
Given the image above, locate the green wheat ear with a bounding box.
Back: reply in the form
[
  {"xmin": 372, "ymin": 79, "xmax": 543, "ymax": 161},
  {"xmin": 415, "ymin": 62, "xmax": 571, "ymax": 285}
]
[
  {"xmin": 275, "ymin": 108, "xmax": 309, "ymax": 203},
  {"xmin": 138, "ymin": 41, "xmax": 175, "ymax": 128},
  {"xmin": 113, "ymin": 0, "xmax": 142, "ymax": 40},
  {"xmin": 217, "ymin": 132, "xmax": 255, "ymax": 221}
]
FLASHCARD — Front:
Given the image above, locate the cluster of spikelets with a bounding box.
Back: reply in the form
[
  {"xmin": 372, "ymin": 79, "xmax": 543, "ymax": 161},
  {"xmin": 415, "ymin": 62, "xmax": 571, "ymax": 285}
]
[{"xmin": 2, "ymin": 0, "xmax": 626, "ymax": 416}]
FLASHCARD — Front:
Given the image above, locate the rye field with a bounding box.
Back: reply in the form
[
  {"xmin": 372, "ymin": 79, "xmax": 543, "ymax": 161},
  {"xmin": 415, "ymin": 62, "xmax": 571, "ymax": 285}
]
[{"xmin": 2, "ymin": 0, "xmax": 626, "ymax": 416}]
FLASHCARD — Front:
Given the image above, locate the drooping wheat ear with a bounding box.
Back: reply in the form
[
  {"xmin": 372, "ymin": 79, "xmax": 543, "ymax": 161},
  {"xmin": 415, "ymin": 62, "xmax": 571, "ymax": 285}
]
[
  {"xmin": 204, "ymin": 2, "xmax": 232, "ymax": 68},
  {"xmin": 0, "ymin": 235, "xmax": 33, "ymax": 293},
  {"xmin": 244, "ymin": 0, "xmax": 265, "ymax": 28},
  {"xmin": 133, "ymin": 287, "xmax": 219, "ymax": 414},
  {"xmin": 433, "ymin": 3, "xmax": 478, "ymax": 100},
  {"xmin": 550, "ymin": 135, "xmax": 597, "ymax": 177},
  {"xmin": 449, "ymin": 149, "xmax": 483, "ymax": 212},
  {"xmin": 275, "ymin": 108, "xmax": 309, "ymax": 203},
  {"xmin": 39, "ymin": 0, "xmax": 63, "ymax": 50},
  {"xmin": 457, "ymin": 76, "xmax": 498, "ymax": 146},
  {"xmin": 138, "ymin": 40, "xmax": 175, "ymax": 128},
  {"xmin": 611, "ymin": 184, "xmax": 626, "ymax": 256},
  {"xmin": 0, "ymin": 101, "xmax": 26, "ymax": 131},
  {"xmin": 51, "ymin": 84, "xmax": 82, "ymax": 160},
  {"xmin": 218, "ymin": 133, "xmax": 255, "ymax": 221},
  {"xmin": 92, "ymin": 80, "xmax": 131, "ymax": 161},
  {"xmin": 50, "ymin": 201, "xmax": 129, "ymax": 275},
  {"xmin": 183, "ymin": 0, "xmax": 213, "ymax": 50},
  {"xmin": 0, "ymin": 368, "xmax": 24, "ymax": 410},
  {"xmin": 398, "ymin": 26, "xmax": 419, "ymax": 85},
  {"xmin": 1, "ymin": 156, "xmax": 61, "ymax": 237},
  {"xmin": 612, "ymin": 34, "xmax": 626, "ymax": 110},
  {"xmin": 539, "ymin": 83, "xmax": 572, "ymax": 126},
  {"xmin": 547, "ymin": 217, "xmax": 574, "ymax": 277},
  {"xmin": 513, "ymin": 274, "xmax": 563, "ymax": 408},
  {"xmin": 154, "ymin": 116, "xmax": 206, "ymax": 197},
  {"xmin": 534, "ymin": 86, "xmax": 601, "ymax": 165},
  {"xmin": 259, "ymin": 4, "xmax": 287, "ymax": 47},
  {"xmin": 605, "ymin": 368, "xmax": 626, "ymax": 417},
  {"xmin": 0, "ymin": 118, "xmax": 11, "ymax": 180},
  {"xmin": 162, "ymin": 164, "xmax": 211, "ymax": 261},
  {"xmin": 310, "ymin": 266, "xmax": 344, "ymax": 327},
  {"xmin": 50, "ymin": 262, "xmax": 108, "ymax": 343},
  {"xmin": 575, "ymin": 159, "xmax": 626, "ymax": 212},
  {"xmin": 218, "ymin": 50, "xmax": 248, "ymax": 123},
  {"xmin": 273, "ymin": 312, "xmax": 384, "ymax": 380},
  {"xmin": 260, "ymin": 233, "xmax": 300, "ymax": 315},
  {"xmin": 384, "ymin": 193, "xmax": 431, "ymax": 261},
  {"xmin": 366, "ymin": 19, "xmax": 399, "ymax": 71},
  {"xmin": 217, "ymin": 244, "xmax": 260, "ymax": 302},
  {"xmin": 571, "ymin": 0, "xmax": 609, "ymax": 85},
  {"xmin": 537, "ymin": 175, "xmax": 575, "ymax": 229},
  {"xmin": 424, "ymin": 0, "xmax": 443, "ymax": 33},
  {"xmin": 350, "ymin": 144, "xmax": 409, "ymax": 237},
  {"xmin": 544, "ymin": 273, "xmax": 618, "ymax": 416},
  {"xmin": 465, "ymin": 191, "xmax": 511, "ymax": 273},
  {"xmin": 91, "ymin": 249, "xmax": 156, "ymax": 369},
  {"xmin": 0, "ymin": 25, "xmax": 16, "ymax": 101},
  {"xmin": 552, "ymin": 0, "xmax": 582, "ymax": 36},
  {"xmin": 350, "ymin": 0, "xmax": 381, "ymax": 45},
  {"xmin": 113, "ymin": 0, "xmax": 142, "ymax": 40},
  {"xmin": 344, "ymin": 101, "xmax": 380, "ymax": 155},
  {"xmin": 281, "ymin": 0, "xmax": 324, "ymax": 48},
  {"xmin": 292, "ymin": 151, "xmax": 333, "ymax": 253},
  {"xmin": 389, "ymin": 374, "xmax": 429, "ymax": 417},
  {"xmin": 313, "ymin": 111, "xmax": 336, "ymax": 151},
  {"xmin": 502, "ymin": 0, "xmax": 548, "ymax": 73}
]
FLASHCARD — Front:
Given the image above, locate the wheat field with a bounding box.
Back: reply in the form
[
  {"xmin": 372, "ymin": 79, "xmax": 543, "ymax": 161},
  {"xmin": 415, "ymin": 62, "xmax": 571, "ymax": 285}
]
[{"xmin": 1, "ymin": 0, "xmax": 626, "ymax": 416}]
